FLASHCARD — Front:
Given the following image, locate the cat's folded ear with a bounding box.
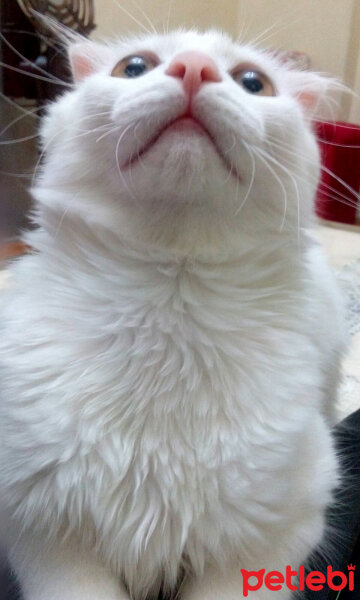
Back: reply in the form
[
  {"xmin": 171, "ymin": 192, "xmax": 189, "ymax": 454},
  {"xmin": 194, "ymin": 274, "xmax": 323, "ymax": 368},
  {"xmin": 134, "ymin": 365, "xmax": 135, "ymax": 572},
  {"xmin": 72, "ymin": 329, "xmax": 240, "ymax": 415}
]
[
  {"xmin": 285, "ymin": 70, "xmax": 344, "ymax": 119},
  {"xmin": 68, "ymin": 41, "xmax": 113, "ymax": 83}
]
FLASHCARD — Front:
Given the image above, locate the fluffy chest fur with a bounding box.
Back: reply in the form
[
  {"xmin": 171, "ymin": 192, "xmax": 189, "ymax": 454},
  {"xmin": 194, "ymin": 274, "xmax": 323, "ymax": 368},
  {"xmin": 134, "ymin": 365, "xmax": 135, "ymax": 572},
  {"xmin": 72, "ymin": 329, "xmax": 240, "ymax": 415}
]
[{"xmin": 0, "ymin": 231, "xmax": 338, "ymax": 595}]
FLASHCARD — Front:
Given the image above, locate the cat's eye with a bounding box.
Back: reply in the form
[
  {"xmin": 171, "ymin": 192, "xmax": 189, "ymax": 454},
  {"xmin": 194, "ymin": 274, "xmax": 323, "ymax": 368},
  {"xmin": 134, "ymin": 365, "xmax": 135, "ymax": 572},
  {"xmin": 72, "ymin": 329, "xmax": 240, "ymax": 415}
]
[
  {"xmin": 232, "ymin": 69, "xmax": 275, "ymax": 97},
  {"xmin": 111, "ymin": 54, "xmax": 158, "ymax": 78}
]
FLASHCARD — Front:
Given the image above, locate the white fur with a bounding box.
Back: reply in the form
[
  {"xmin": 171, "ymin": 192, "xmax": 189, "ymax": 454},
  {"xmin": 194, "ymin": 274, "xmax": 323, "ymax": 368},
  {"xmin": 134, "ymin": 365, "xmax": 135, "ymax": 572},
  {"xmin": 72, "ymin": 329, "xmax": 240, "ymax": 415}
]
[{"xmin": 0, "ymin": 30, "xmax": 347, "ymax": 599}]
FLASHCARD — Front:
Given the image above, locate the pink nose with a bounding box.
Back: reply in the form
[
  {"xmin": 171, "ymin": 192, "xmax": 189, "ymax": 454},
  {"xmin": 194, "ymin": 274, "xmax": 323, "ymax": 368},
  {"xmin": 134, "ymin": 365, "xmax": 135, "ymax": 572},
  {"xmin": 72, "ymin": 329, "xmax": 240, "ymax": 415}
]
[{"xmin": 166, "ymin": 51, "xmax": 221, "ymax": 96}]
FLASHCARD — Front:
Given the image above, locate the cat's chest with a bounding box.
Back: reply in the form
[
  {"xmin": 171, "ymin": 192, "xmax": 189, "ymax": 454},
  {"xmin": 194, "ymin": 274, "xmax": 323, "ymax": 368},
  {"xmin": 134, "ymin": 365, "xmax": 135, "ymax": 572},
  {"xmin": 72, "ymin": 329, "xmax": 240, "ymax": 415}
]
[
  {"xmin": 16, "ymin": 257, "xmax": 315, "ymax": 441},
  {"xmin": 3, "ymin": 253, "xmax": 318, "ymax": 454},
  {"xmin": 61, "ymin": 270, "xmax": 313, "ymax": 486},
  {"xmin": 68, "ymin": 279, "xmax": 287, "ymax": 431},
  {"xmin": 51, "ymin": 312, "xmax": 305, "ymax": 588},
  {"xmin": 1, "ymin": 255, "xmax": 325, "ymax": 582}
]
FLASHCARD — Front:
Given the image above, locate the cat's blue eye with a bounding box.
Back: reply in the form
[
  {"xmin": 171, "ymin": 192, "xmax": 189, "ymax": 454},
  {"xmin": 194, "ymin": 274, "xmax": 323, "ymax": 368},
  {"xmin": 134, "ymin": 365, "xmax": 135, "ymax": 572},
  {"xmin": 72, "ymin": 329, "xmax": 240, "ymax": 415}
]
[
  {"xmin": 241, "ymin": 72, "xmax": 263, "ymax": 93},
  {"xmin": 232, "ymin": 69, "xmax": 275, "ymax": 97},
  {"xmin": 111, "ymin": 54, "xmax": 158, "ymax": 79}
]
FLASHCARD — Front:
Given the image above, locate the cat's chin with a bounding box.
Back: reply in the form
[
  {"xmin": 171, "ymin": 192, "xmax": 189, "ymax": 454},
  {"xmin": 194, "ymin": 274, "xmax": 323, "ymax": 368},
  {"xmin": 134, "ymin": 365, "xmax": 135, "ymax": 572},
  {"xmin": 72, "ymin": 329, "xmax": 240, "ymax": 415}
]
[
  {"xmin": 122, "ymin": 117, "xmax": 241, "ymax": 182},
  {"xmin": 166, "ymin": 116, "xmax": 206, "ymax": 134}
]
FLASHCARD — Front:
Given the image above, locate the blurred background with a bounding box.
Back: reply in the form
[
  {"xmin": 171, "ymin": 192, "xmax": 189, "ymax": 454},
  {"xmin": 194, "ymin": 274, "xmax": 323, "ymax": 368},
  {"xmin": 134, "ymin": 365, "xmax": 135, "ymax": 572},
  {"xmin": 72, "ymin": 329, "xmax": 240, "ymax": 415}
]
[{"xmin": 1, "ymin": 0, "xmax": 360, "ymax": 253}]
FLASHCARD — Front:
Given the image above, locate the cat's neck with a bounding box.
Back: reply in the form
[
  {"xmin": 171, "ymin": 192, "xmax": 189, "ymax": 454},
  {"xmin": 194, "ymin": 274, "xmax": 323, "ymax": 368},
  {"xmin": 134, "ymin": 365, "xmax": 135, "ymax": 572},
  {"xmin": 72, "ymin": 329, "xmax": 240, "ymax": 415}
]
[
  {"xmin": 31, "ymin": 180, "xmax": 315, "ymax": 263},
  {"xmin": 25, "ymin": 212, "xmax": 308, "ymax": 302},
  {"xmin": 29, "ymin": 198, "xmax": 311, "ymax": 272}
]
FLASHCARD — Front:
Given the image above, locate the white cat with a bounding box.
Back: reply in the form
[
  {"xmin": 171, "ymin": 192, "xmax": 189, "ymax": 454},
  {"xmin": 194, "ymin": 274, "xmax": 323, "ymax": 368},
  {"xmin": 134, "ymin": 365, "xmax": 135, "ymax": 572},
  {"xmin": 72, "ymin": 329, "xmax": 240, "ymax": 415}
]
[{"xmin": 0, "ymin": 29, "xmax": 347, "ymax": 600}]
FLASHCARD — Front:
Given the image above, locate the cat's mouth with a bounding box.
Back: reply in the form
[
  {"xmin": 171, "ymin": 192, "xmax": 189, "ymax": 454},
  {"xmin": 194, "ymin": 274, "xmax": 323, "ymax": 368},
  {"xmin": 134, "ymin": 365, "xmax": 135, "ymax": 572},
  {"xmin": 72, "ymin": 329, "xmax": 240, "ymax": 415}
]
[{"xmin": 122, "ymin": 113, "xmax": 241, "ymax": 180}]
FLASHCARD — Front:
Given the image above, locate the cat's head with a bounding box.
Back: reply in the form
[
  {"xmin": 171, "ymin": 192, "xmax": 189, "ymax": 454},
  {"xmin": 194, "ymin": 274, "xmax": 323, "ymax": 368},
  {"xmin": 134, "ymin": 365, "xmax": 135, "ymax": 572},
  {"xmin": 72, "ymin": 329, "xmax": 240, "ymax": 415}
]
[{"xmin": 35, "ymin": 30, "xmax": 333, "ymax": 254}]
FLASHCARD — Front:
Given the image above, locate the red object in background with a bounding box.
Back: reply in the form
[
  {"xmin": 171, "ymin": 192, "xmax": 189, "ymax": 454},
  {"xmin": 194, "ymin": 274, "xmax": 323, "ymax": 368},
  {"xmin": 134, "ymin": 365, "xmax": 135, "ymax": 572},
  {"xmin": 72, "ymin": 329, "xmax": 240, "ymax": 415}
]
[{"xmin": 315, "ymin": 121, "xmax": 360, "ymax": 225}]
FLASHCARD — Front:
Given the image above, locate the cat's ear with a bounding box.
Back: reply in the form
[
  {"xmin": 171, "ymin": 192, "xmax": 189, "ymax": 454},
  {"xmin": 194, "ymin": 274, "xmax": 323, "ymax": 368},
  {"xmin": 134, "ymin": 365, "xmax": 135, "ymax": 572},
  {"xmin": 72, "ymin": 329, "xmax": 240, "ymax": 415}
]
[
  {"xmin": 286, "ymin": 70, "xmax": 342, "ymax": 118},
  {"xmin": 68, "ymin": 41, "xmax": 112, "ymax": 83}
]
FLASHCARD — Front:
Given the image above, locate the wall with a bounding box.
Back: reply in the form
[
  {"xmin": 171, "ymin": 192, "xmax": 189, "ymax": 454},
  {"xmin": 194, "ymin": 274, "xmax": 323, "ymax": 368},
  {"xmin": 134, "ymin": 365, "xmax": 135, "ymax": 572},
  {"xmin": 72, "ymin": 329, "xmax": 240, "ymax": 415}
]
[
  {"xmin": 345, "ymin": 0, "xmax": 360, "ymax": 124},
  {"xmin": 93, "ymin": 0, "xmax": 239, "ymax": 39},
  {"xmin": 237, "ymin": 0, "xmax": 353, "ymax": 80}
]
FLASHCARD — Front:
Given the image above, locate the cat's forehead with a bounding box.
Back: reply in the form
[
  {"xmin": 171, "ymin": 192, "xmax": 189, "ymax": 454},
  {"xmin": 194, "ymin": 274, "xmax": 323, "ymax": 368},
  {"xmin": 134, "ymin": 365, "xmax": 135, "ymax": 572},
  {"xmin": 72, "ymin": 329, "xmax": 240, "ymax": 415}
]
[{"xmin": 109, "ymin": 30, "xmax": 274, "ymax": 70}]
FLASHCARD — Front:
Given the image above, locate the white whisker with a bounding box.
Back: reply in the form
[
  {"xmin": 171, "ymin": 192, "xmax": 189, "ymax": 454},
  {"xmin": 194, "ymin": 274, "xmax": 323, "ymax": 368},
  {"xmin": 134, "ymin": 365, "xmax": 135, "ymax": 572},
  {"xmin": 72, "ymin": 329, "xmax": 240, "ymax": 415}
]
[
  {"xmin": 0, "ymin": 108, "xmax": 39, "ymax": 140},
  {"xmin": 265, "ymin": 134, "xmax": 360, "ymax": 208},
  {"xmin": 251, "ymin": 145, "xmax": 288, "ymax": 231},
  {"xmin": 247, "ymin": 17, "xmax": 300, "ymax": 49},
  {"xmin": 235, "ymin": 141, "xmax": 255, "ymax": 216},
  {"xmin": 129, "ymin": 0, "xmax": 157, "ymax": 34},
  {"xmin": 0, "ymin": 32, "xmax": 68, "ymax": 87},
  {"xmin": 254, "ymin": 145, "xmax": 302, "ymax": 238},
  {"xmin": 0, "ymin": 133, "xmax": 39, "ymax": 146},
  {"xmin": 115, "ymin": 123, "xmax": 138, "ymax": 200},
  {"xmin": 0, "ymin": 60, "xmax": 71, "ymax": 87},
  {"xmin": 166, "ymin": 0, "xmax": 175, "ymax": 35},
  {"xmin": 0, "ymin": 170, "xmax": 32, "ymax": 178},
  {"xmin": 95, "ymin": 125, "xmax": 121, "ymax": 143},
  {"xmin": 110, "ymin": 0, "xmax": 152, "ymax": 34}
]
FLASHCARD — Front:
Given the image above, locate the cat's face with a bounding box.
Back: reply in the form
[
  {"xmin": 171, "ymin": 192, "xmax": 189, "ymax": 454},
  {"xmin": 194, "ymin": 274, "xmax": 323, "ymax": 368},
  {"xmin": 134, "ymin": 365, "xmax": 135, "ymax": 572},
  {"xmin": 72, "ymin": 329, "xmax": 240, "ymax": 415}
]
[{"xmin": 37, "ymin": 30, "xmax": 328, "ymax": 253}]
